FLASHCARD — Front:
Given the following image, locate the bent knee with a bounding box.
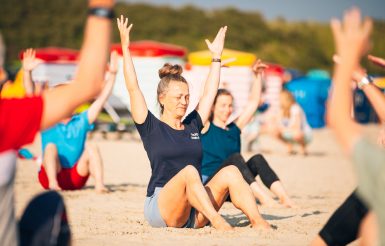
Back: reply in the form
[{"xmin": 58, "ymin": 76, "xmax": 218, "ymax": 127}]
[
  {"xmin": 85, "ymin": 142, "xmax": 99, "ymax": 152},
  {"xmin": 250, "ymin": 154, "xmax": 264, "ymax": 162},
  {"xmin": 182, "ymin": 165, "xmax": 200, "ymax": 177},
  {"xmin": 44, "ymin": 143, "xmax": 58, "ymax": 155},
  {"xmin": 221, "ymin": 165, "xmax": 242, "ymax": 179}
]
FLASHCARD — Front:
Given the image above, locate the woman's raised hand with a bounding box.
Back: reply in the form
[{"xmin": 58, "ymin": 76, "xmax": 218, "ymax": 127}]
[
  {"xmin": 205, "ymin": 26, "xmax": 227, "ymax": 58},
  {"xmin": 252, "ymin": 59, "xmax": 268, "ymax": 75},
  {"xmin": 330, "ymin": 7, "xmax": 372, "ymax": 60},
  {"xmin": 22, "ymin": 48, "xmax": 41, "ymax": 72},
  {"xmin": 117, "ymin": 15, "xmax": 133, "ymax": 48}
]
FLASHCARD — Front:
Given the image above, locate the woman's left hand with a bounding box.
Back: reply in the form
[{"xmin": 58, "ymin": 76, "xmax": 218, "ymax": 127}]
[
  {"xmin": 252, "ymin": 59, "xmax": 268, "ymax": 75},
  {"xmin": 205, "ymin": 26, "xmax": 227, "ymax": 58}
]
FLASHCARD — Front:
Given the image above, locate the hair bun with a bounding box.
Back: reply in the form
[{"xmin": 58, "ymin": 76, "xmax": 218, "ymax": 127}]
[{"xmin": 158, "ymin": 63, "xmax": 183, "ymax": 79}]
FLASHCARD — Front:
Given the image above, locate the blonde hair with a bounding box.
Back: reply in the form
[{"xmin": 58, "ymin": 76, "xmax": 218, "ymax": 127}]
[
  {"xmin": 280, "ymin": 90, "xmax": 296, "ymax": 118},
  {"xmin": 157, "ymin": 63, "xmax": 187, "ymax": 114}
]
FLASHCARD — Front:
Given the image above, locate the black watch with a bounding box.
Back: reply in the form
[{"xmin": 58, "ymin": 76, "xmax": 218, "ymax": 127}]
[{"xmin": 88, "ymin": 7, "xmax": 115, "ymax": 19}]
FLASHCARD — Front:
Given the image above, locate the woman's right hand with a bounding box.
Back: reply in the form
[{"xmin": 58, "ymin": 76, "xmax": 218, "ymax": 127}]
[
  {"xmin": 330, "ymin": 8, "xmax": 372, "ymax": 61},
  {"xmin": 117, "ymin": 15, "xmax": 133, "ymax": 48},
  {"xmin": 22, "ymin": 48, "xmax": 41, "ymax": 72}
]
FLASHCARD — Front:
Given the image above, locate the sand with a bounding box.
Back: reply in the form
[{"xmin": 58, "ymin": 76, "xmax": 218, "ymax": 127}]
[{"xmin": 14, "ymin": 126, "xmax": 380, "ymax": 245}]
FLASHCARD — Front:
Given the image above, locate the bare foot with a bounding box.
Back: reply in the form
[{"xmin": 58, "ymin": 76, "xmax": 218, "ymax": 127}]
[
  {"xmin": 95, "ymin": 184, "xmax": 110, "ymax": 193},
  {"xmin": 211, "ymin": 215, "xmax": 233, "ymax": 231},
  {"xmin": 49, "ymin": 182, "xmax": 62, "ymax": 191},
  {"xmin": 251, "ymin": 218, "xmax": 271, "ymax": 230},
  {"xmin": 299, "ymin": 146, "xmax": 308, "ymax": 156},
  {"xmin": 280, "ymin": 198, "xmax": 298, "ymax": 208},
  {"xmin": 258, "ymin": 197, "xmax": 279, "ymax": 208}
]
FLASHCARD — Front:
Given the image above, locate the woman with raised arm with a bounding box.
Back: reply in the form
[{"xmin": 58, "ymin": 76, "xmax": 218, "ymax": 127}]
[
  {"xmin": 117, "ymin": 15, "xmax": 269, "ymax": 230},
  {"xmin": 0, "ymin": 1, "xmax": 114, "ymax": 245},
  {"xmin": 200, "ymin": 60, "xmax": 295, "ymax": 208},
  {"xmin": 21, "ymin": 49, "xmax": 118, "ymax": 192},
  {"xmin": 312, "ymin": 41, "xmax": 385, "ymax": 246},
  {"xmin": 311, "ymin": 7, "xmax": 385, "ymax": 246}
]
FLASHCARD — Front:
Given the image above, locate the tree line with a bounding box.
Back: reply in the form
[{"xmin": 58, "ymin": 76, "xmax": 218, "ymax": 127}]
[{"xmin": 1, "ymin": 0, "xmax": 384, "ymax": 75}]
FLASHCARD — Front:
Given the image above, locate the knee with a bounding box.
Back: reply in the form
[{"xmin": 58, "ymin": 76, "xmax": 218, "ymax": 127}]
[
  {"xmin": 250, "ymin": 154, "xmax": 264, "ymax": 163},
  {"xmin": 44, "ymin": 143, "xmax": 58, "ymax": 155},
  {"xmin": 293, "ymin": 132, "xmax": 304, "ymax": 141},
  {"xmin": 85, "ymin": 142, "xmax": 99, "ymax": 152},
  {"xmin": 221, "ymin": 165, "xmax": 243, "ymax": 180},
  {"xmin": 182, "ymin": 165, "xmax": 200, "ymax": 180}
]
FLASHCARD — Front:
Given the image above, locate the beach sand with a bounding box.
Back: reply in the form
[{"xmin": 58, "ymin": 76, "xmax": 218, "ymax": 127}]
[{"xmin": 14, "ymin": 126, "xmax": 380, "ymax": 245}]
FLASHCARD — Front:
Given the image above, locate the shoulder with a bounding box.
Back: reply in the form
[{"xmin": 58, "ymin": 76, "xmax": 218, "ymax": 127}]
[
  {"xmin": 228, "ymin": 122, "xmax": 241, "ymax": 133},
  {"xmin": 183, "ymin": 110, "xmax": 200, "ymax": 123},
  {"xmin": 183, "ymin": 110, "xmax": 203, "ymax": 130}
]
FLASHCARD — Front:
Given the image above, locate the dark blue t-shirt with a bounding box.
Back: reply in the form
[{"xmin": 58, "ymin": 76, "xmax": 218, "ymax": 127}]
[
  {"xmin": 201, "ymin": 122, "xmax": 241, "ymax": 177},
  {"xmin": 135, "ymin": 110, "xmax": 204, "ymax": 197}
]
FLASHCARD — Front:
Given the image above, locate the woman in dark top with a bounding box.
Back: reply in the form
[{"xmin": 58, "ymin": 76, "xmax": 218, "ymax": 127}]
[
  {"xmin": 117, "ymin": 16, "xmax": 269, "ymax": 230},
  {"xmin": 201, "ymin": 60, "xmax": 295, "ymax": 207}
]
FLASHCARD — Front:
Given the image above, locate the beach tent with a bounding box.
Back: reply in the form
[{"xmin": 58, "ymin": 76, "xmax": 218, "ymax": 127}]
[
  {"xmin": 1, "ymin": 47, "xmax": 79, "ymax": 98},
  {"xmin": 0, "ymin": 70, "xmax": 26, "ymax": 98},
  {"xmin": 183, "ymin": 49, "xmax": 256, "ymax": 119},
  {"xmin": 284, "ymin": 73, "xmax": 331, "ymax": 128},
  {"xmin": 111, "ymin": 40, "xmax": 187, "ymax": 116},
  {"xmin": 262, "ymin": 64, "xmax": 285, "ymax": 113},
  {"xmin": 19, "ymin": 47, "xmax": 79, "ymax": 87}
]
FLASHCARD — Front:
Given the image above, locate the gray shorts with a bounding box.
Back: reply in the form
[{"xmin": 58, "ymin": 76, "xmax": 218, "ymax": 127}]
[{"xmin": 144, "ymin": 187, "xmax": 196, "ymax": 228}]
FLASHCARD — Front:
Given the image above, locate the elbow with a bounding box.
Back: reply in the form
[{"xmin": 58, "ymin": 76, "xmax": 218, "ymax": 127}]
[
  {"xmin": 92, "ymin": 80, "xmax": 104, "ymax": 99},
  {"xmin": 325, "ymin": 109, "xmax": 332, "ymax": 127},
  {"xmin": 82, "ymin": 78, "xmax": 104, "ymax": 101},
  {"xmin": 326, "ymin": 107, "xmax": 337, "ymax": 129}
]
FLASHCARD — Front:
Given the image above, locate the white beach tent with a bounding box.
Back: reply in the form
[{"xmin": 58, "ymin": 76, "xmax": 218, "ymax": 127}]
[
  {"xmin": 183, "ymin": 49, "xmax": 257, "ymax": 119},
  {"xmin": 20, "ymin": 47, "xmax": 79, "ymax": 87}
]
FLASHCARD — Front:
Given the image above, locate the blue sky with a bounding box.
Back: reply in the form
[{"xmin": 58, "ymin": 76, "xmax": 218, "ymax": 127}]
[{"xmin": 120, "ymin": 0, "xmax": 385, "ymax": 22}]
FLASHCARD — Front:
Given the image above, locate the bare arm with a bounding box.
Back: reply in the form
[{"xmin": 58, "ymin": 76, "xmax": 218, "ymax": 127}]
[
  {"xmin": 368, "ymin": 54, "xmax": 385, "ymax": 69},
  {"xmin": 196, "ymin": 26, "xmax": 227, "ymax": 124},
  {"xmin": 362, "ymin": 54, "xmax": 385, "ymax": 122},
  {"xmin": 41, "ymin": 0, "xmax": 113, "ymax": 129},
  {"xmin": 327, "ymin": 8, "xmax": 372, "ymax": 153},
  {"xmin": 335, "ymin": 54, "xmax": 385, "ymax": 123},
  {"xmin": 235, "ymin": 60, "xmax": 266, "ymax": 130},
  {"xmin": 361, "ymin": 84, "xmax": 385, "ymax": 123},
  {"xmin": 117, "ymin": 15, "xmax": 147, "ymax": 124},
  {"xmin": 22, "ymin": 48, "xmax": 40, "ymax": 96},
  {"xmin": 87, "ymin": 51, "xmax": 118, "ymax": 124}
]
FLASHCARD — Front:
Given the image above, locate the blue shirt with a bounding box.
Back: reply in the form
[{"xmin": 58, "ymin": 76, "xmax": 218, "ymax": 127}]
[
  {"xmin": 135, "ymin": 110, "xmax": 203, "ymax": 197},
  {"xmin": 201, "ymin": 122, "xmax": 241, "ymax": 177},
  {"xmin": 41, "ymin": 111, "xmax": 92, "ymax": 168}
]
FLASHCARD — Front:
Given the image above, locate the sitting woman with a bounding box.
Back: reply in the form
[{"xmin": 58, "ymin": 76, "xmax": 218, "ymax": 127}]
[
  {"xmin": 201, "ymin": 61, "xmax": 295, "ymax": 207},
  {"xmin": 276, "ymin": 90, "xmax": 312, "ymax": 155},
  {"xmin": 117, "ymin": 15, "xmax": 269, "ymax": 230},
  {"xmin": 21, "ymin": 49, "xmax": 118, "ymax": 192}
]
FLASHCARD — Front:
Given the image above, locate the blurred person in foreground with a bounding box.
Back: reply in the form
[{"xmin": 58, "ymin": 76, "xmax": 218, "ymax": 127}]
[
  {"xmin": 0, "ymin": 0, "xmax": 114, "ymax": 245},
  {"xmin": 311, "ymin": 7, "xmax": 385, "ymax": 246}
]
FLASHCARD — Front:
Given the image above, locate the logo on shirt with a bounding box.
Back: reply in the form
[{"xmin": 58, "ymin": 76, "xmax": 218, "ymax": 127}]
[{"xmin": 190, "ymin": 133, "xmax": 200, "ymax": 140}]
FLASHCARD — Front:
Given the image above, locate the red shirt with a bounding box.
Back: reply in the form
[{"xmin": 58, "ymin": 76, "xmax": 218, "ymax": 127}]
[{"xmin": 0, "ymin": 96, "xmax": 43, "ymax": 153}]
